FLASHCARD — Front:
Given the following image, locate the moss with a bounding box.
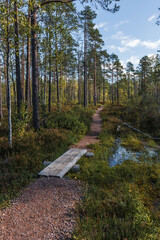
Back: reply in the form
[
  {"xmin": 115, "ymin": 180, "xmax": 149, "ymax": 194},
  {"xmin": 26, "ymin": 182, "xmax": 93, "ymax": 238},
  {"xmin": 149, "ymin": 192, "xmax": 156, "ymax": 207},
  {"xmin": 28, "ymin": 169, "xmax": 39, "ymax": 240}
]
[{"xmin": 121, "ymin": 134, "xmax": 144, "ymax": 151}]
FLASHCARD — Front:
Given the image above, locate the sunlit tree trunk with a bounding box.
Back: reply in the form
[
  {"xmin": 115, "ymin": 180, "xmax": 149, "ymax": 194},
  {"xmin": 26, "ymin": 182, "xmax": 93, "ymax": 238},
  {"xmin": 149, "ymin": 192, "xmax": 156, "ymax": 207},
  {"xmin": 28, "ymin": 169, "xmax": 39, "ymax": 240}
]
[
  {"xmin": 14, "ymin": 0, "xmax": 22, "ymax": 114},
  {"xmin": 84, "ymin": 17, "xmax": 87, "ymax": 107},
  {"xmin": 94, "ymin": 54, "xmax": 97, "ymax": 106},
  {"xmin": 48, "ymin": 31, "xmax": 52, "ymax": 112},
  {"xmin": 11, "ymin": 61, "xmax": 16, "ymax": 105}
]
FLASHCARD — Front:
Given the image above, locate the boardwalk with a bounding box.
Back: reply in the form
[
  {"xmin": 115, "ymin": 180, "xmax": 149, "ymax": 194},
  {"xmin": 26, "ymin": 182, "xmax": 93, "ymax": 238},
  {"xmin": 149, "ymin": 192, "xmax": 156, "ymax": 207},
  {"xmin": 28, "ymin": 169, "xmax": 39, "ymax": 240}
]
[{"xmin": 39, "ymin": 148, "xmax": 87, "ymax": 178}]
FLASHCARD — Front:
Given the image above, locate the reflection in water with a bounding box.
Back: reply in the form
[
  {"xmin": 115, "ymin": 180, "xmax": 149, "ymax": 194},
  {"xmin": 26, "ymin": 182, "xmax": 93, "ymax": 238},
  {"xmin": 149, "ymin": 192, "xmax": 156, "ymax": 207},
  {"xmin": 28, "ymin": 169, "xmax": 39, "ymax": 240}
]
[{"xmin": 109, "ymin": 138, "xmax": 158, "ymax": 167}]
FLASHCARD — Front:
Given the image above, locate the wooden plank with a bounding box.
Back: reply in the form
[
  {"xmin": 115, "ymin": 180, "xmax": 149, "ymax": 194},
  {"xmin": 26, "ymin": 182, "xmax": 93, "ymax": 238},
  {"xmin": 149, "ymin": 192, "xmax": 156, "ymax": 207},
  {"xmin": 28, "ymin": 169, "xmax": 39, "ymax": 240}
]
[{"xmin": 38, "ymin": 148, "xmax": 87, "ymax": 178}]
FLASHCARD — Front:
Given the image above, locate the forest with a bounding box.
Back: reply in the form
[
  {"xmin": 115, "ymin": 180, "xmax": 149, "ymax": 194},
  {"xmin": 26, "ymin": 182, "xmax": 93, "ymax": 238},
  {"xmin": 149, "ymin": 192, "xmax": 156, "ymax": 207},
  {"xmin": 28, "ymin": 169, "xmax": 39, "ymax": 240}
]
[{"xmin": 0, "ymin": 0, "xmax": 160, "ymax": 239}]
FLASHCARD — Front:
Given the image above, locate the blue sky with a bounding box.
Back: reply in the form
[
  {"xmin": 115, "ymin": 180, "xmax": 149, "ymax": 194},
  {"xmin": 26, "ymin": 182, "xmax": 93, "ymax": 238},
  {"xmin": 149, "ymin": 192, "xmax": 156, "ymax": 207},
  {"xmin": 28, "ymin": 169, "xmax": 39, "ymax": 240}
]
[{"xmin": 76, "ymin": 0, "xmax": 160, "ymax": 68}]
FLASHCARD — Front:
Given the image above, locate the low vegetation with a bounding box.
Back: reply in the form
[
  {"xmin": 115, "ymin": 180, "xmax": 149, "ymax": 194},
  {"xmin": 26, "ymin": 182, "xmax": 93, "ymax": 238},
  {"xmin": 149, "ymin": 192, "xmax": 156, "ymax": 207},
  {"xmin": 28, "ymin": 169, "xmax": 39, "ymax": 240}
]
[
  {"xmin": 0, "ymin": 105, "xmax": 94, "ymax": 208},
  {"xmin": 71, "ymin": 105, "xmax": 160, "ymax": 240}
]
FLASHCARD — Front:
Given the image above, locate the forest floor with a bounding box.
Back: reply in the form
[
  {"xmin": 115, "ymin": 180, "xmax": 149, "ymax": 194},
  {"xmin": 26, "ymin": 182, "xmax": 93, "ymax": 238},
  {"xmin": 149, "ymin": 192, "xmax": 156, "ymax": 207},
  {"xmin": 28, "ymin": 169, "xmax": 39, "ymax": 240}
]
[{"xmin": 0, "ymin": 106, "xmax": 103, "ymax": 240}]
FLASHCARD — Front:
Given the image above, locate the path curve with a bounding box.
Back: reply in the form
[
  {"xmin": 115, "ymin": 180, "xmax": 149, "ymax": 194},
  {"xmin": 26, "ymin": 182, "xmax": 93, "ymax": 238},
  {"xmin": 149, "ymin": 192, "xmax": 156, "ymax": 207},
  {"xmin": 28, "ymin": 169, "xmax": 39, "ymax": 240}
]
[
  {"xmin": 71, "ymin": 105, "xmax": 103, "ymax": 150},
  {"xmin": 0, "ymin": 106, "xmax": 103, "ymax": 240}
]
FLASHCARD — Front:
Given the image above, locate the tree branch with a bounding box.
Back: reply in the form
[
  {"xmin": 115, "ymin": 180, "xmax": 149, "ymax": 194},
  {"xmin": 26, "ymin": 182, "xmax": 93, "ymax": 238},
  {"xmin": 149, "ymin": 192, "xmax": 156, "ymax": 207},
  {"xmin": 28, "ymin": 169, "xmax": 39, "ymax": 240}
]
[{"xmin": 41, "ymin": 0, "xmax": 75, "ymax": 7}]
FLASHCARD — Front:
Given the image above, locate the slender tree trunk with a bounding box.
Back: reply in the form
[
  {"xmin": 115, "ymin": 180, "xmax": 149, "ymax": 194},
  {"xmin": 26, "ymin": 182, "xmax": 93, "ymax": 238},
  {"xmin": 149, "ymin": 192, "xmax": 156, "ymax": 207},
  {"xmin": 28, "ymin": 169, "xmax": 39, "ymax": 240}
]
[
  {"xmin": 31, "ymin": 3, "xmax": 39, "ymax": 130},
  {"xmin": 44, "ymin": 53, "xmax": 47, "ymax": 105},
  {"xmin": 111, "ymin": 67, "xmax": 114, "ymax": 105},
  {"xmin": 60, "ymin": 64, "xmax": 63, "ymax": 103},
  {"xmin": 25, "ymin": 2, "xmax": 31, "ymax": 110},
  {"xmin": 84, "ymin": 17, "xmax": 87, "ymax": 107},
  {"xmin": 26, "ymin": 33, "xmax": 31, "ymax": 110},
  {"xmin": 55, "ymin": 42, "xmax": 59, "ymax": 104},
  {"xmin": 116, "ymin": 73, "xmax": 119, "ymax": 104},
  {"xmin": 14, "ymin": 0, "xmax": 22, "ymax": 114},
  {"xmin": 127, "ymin": 74, "xmax": 130, "ymax": 99},
  {"xmin": 21, "ymin": 37, "xmax": 25, "ymax": 101},
  {"xmin": 87, "ymin": 73, "xmax": 90, "ymax": 104},
  {"xmin": 134, "ymin": 77, "xmax": 136, "ymax": 98},
  {"xmin": 103, "ymin": 77, "xmax": 105, "ymax": 104},
  {"xmin": 48, "ymin": 31, "xmax": 52, "ymax": 112},
  {"xmin": 0, "ymin": 71, "xmax": 3, "ymax": 119},
  {"xmin": 4, "ymin": 56, "xmax": 8, "ymax": 106},
  {"xmin": 6, "ymin": 0, "xmax": 12, "ymax": 147},
  {"xmin": 11, "ymin": 61, "xmax": 16, "ymax": 105},
  {"xmin": 78, "ymin": 49, "xmax": 82, "ymax": 104},
  {"xmin": 94, "ymin": 54, "xmax": 97, "ymax": 106}
]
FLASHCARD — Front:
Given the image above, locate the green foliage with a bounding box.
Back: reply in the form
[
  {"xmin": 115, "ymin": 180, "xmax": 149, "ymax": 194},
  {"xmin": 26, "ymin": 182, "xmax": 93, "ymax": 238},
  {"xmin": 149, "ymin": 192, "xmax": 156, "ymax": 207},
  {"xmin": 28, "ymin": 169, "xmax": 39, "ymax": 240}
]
[
  {"xmin": 12, "ymin": 104, "xmax": 32, "ymax": 137},
  {"xmin": 121, "ymin": 134, "xmax": 144, "ymax": 151},
  {"xmin": 73, "ymin": 106, "xmax": 160, "ymax": 240},
  {"xmin": 45, "ymin": 105, "xmax": 94, "ymax": 138},
  {"xmin": 121, "ymin": 98, "xmax": 160, "ymax": 137},
  {"xmin": 0, "ymin": 105, "xmax": 94, "ymax": 207},
  {"xmin": 0, "ymin": 128, "xmax": 72, "ymax": 205}
]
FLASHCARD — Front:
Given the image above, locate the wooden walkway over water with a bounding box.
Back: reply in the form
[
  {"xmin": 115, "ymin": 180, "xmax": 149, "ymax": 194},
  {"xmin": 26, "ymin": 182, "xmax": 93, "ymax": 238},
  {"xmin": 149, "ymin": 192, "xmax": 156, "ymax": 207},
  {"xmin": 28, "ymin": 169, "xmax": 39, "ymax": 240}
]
[{"xmin": 38, "ymin": 148, "xmax": 87, "ymax": 178}]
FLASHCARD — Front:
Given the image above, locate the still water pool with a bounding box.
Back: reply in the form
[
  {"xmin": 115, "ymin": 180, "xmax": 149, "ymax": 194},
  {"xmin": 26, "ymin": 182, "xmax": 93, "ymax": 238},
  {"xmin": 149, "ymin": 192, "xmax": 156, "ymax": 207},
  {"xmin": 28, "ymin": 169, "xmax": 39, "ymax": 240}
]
[{"xmin": 109, "ymin": 138, "xmax": 159, "ymax": 167}]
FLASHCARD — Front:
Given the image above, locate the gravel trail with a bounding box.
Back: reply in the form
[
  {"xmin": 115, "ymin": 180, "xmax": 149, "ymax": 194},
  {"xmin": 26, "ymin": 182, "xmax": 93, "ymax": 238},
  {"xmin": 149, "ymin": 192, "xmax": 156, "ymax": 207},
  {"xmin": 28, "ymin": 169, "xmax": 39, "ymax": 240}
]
[
  {"xmin": 71, "ymin": 105, "xmax": 103, "ymax": 150},
  {"xmin": 0, "ymin": 178, "xmax": 81, "ymax": 240},
  {"xmin": 0, "ymin": 106, "xmax": 103, "ymax": 239}
]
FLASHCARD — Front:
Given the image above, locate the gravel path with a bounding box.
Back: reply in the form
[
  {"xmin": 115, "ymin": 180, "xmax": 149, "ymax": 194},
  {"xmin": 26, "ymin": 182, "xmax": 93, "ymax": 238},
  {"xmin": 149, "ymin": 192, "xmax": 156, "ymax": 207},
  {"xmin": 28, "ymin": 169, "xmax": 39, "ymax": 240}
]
[
  {"xmin": 0, "ymin": 178, "xmax": 81, "ymax": 240},
  {"xmin": 0, "ymin": 106, "xmax": 103, "ymax": 239}
]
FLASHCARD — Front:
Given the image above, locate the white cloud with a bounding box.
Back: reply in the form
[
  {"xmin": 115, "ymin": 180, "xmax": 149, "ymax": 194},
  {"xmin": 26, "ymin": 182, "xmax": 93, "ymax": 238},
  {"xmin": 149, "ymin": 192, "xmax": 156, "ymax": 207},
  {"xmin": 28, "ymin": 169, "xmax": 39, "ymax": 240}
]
[
  {"xmin": 120, "ymin": 56, "xmax": 140, "ymax": 68},
  {"xmin": 94, "ymin": 22, "xmax": 107, "ymax": 30},
  {"xmin": 141, "ymin": 40, "xmax": 160, "ymax": 49},
  {"xmin": 148, "ymin": 14, "xmax": 158, "ymax": 22},
  {"xmin": 122, "ymin": 39, "xmax": 141, "ymax": 48},
  {"xmin": 126, "ymin": 56, "xmax": 140, "ymax": 65},
  {"xmin": 118, "ymin": 46, "xmax": 129, "ymax": 53},
  {"xmin": 114, "ymin": 20, "xmax": 129, "ymax": 28},
  {"xmin": 148, "ymin": 53, "xmax": 156, "ymax": 58},
  {"xmin": 112, "ymin": 31, "xmax": 129, "ymax": 40},
  {"xmin": 108, "ymin": 44, "xmax": 129, "ymax": 53},
  {"xmin": 111, "ymin": 31, "xmax": 160, "ymax": 51}
]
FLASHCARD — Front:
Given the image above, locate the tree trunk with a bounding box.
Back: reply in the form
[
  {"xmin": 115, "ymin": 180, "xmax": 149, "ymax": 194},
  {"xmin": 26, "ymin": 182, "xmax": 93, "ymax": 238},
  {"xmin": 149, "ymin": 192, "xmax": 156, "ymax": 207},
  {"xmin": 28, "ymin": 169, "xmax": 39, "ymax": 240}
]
[
  {"xmin": 48, "ymin": 32, "xmax": 52, "ymax": 112},
  {"xmin": 127, "ymin": 74, "xmax": 130, "ymax": 99},
  {"xmin": 31, "ymin": 3, "xmax": 39, "ymax": 130},
  {"xmin": 44, "ymin": 52, "xmax": 47, "ymax": 105},
  {"xmin": 11, "ymin": 61, "xmax": 16, "ymax": 105},
  {"xmin": 116, "ymin": 69, "xmax": 119, "ymax": 104},
  {"xmin": 0, "ymin": 71, "xmax": 3, "ymax": 119},
  {"xmin": 78, "ymin": 49, "xmax": 82, "ymax": 104},
  {"xmin": 103, "ymin": 77, "xmax": 105, "ymax": 104},
  {"xmin": 94, "ymin": 54, "xmax": 97, "ymax": 106},
  {"xmin": 14, "ymin": 0, "xmax": 22, "ymax": 114},
  {"xmin": 4, "ymin": 56, "xmax": 8, "ymax": 106},
  {"xmin": 111, "ymin": 67, "xmax": 114, "ymax": 105},
  {"xmin": 21, "ymin": 37, "xmax": 25, "ymax": 101},
  {"xmin": 6, "ymin": 0, "xmax": 12, "ymax": 147},
  {"xmin": 26, "ymin": 33, "xmax": 31, "ymax": 110},
  {"xmin": 84, "ymin": 17, "xmax": 87, "ymax": 107}
]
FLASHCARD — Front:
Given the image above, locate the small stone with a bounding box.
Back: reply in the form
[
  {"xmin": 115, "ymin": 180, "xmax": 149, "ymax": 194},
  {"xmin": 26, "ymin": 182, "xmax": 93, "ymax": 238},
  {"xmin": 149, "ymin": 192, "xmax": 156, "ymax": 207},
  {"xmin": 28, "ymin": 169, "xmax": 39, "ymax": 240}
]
[
  {"xmin": 70, "ymin": 165, "xmax": 80, "ymax": 173},
  {"xmin": 43, "ymin": 161, "xmax": 52, "ymax": 166},
  {"xmin": 84, "ymin": 152, "xmax": 94, "ymax": 157}
]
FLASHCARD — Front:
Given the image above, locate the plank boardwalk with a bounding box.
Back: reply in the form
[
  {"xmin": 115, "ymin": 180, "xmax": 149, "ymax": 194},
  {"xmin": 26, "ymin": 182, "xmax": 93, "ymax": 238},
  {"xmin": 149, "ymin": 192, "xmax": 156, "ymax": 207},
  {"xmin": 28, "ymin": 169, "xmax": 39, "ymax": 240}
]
[{"xmin": 38, "ymin": 148, "xmax": 87, "ymax": 178}]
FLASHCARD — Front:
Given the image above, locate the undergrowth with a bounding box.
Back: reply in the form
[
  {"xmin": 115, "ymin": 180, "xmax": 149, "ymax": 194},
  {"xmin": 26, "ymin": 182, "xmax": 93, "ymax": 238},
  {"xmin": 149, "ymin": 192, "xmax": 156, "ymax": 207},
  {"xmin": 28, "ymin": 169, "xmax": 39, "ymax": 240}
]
[
  {"xmin": 72, "ymin": 105, "xmax": 160, "ymax": 240},
  {"xmin": 0, "ymin": 105, "xmax": 94, "ymax": 207}
]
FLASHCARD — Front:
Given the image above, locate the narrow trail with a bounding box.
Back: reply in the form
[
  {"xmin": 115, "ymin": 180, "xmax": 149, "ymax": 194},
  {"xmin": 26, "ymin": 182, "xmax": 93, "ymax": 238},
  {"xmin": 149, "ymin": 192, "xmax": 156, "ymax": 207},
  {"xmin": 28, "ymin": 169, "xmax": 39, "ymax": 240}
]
[
  {"xmin": 0, "ymin": 106, "xmax": 103, "ymax": 240},
  {"xmin": 71, "ymin": 105, "xmax": 103, "ymax": 150}
]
